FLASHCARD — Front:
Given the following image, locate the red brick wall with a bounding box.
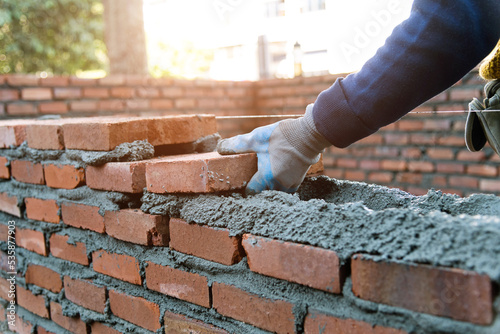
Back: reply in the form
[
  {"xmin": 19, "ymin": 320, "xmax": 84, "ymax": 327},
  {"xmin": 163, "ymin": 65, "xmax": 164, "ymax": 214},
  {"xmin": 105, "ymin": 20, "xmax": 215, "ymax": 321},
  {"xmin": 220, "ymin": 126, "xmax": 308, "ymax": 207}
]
[
  {"xmin": 0, "ymin": 71, "xmax": 498, "ymax": 196},
  {"xmin": 0, "ymin": 114, "xmax": 497, "ymax": 333}
]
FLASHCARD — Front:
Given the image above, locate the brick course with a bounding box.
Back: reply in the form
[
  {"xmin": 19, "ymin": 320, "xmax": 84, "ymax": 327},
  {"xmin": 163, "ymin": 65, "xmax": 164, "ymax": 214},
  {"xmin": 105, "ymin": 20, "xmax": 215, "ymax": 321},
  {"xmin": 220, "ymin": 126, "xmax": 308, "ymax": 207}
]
[
  {"xmin": 145, "ymin": 261, "xmax": 210, "ymax": 307},
  {"xmin": 351, "ymin": 254, "xmax": 493, "ymax": 325},
  {"xmin": 212, "ymin": 282, "xmax": 295, "ymax": 334},
  {"xmin": 109, "ymin": 290, "xmax": 161, "ymax": 332},
  {"xmin": 169, "ymin": 218, "xmax": 243, "ymax": 265},
  {"xmin": 242, "ymin": 234, "xmax": 345, "ymax": 293},
  {"xmin": 104, "ymin": 209, "xmax": 168, "ymax": 246},
  {"xmin": 92, "ymin": 250, "xmax": 141, "ymax": 285}
]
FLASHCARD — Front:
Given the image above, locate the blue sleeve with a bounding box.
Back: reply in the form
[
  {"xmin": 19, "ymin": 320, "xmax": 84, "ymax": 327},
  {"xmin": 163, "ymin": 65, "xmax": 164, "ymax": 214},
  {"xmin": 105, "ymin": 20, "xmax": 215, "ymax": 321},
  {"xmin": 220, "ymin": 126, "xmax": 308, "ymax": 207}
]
[{"xmin": 313, "ymin": 0, "xmax": 500, "ymax": 148}]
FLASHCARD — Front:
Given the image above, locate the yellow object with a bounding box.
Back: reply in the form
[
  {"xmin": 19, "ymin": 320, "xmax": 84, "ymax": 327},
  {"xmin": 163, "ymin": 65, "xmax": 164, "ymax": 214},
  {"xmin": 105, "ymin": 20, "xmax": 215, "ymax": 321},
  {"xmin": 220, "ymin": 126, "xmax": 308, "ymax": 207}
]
[{"xmin": 480, "ymin": 39, "xmax": 500, "ymax": 80}]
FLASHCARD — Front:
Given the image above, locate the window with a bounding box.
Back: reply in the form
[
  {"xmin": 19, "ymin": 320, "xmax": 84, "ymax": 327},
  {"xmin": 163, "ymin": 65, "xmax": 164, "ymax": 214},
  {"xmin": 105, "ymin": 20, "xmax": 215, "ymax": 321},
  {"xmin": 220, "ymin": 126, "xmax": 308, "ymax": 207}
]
[
  {"xmin": 265, "ymin": 0, "xmax": 286, "ymax": 18},
  {"xmin": 301, "ymin": 0, "xmax": 326, "ymax": 12}
]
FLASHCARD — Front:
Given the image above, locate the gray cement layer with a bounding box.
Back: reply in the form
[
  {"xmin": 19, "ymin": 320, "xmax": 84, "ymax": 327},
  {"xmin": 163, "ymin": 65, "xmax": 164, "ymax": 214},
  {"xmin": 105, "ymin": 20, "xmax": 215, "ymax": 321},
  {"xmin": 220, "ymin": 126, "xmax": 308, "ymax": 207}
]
[
  {"xmin": 3, "ymin": 214, "xmax": 499, "ymax": 334},
  {"xmin": 1, "ymin": 140, "xmax": 155, "ymax": 168},
  {"xmin": 141, "ymin": 176, "xmax": 500, "ymax": 284}
]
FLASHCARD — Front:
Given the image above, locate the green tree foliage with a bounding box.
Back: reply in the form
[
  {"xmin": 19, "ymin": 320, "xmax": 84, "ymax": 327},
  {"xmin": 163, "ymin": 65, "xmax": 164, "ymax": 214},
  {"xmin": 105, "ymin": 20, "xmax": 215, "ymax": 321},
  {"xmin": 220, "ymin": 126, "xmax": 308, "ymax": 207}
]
[{"xmin": 0, "ymin": 0, "xmax": 106, "ymax": 75}]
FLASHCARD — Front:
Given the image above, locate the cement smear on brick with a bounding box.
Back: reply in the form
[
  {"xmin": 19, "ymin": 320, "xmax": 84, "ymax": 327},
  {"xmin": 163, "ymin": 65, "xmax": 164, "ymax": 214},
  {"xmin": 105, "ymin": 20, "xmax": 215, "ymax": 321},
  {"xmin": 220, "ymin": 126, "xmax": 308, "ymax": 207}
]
[
  {"xmin": 2, "ymin": 140, "xmax": 155, "ymax": 168},
  {"xmin": 142, "ymin": 176, "xmax": 500, "ymax": 283}
]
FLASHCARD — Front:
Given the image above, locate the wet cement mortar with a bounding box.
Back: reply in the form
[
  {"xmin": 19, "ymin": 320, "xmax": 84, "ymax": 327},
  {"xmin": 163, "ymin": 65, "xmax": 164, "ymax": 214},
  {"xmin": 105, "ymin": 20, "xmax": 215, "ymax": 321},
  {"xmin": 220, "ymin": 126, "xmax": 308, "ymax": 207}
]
[{"xmin": 142, "ymin": 176, "xmax": 500, "ymax": 283}]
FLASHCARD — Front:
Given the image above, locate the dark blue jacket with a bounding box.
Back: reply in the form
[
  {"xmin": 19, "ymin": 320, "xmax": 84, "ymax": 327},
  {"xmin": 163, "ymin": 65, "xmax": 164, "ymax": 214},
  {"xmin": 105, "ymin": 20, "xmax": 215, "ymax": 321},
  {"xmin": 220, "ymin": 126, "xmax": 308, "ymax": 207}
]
[{"xmin": 313, "ymin": 0, "xmax": 500, "ymax": 147}]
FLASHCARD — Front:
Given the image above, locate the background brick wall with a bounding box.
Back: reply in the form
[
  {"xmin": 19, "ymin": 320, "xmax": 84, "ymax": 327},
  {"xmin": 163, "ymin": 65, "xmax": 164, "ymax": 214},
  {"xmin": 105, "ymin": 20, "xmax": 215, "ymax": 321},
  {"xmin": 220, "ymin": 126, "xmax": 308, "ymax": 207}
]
[{"xmin": 0, "ymin": 70, "xmax": 498, "ymax": 196}]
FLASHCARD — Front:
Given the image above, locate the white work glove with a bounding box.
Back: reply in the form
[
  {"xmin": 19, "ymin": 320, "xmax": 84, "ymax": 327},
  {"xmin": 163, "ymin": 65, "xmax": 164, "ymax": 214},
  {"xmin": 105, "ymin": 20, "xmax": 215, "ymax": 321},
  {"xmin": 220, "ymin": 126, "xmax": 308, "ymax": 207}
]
[{"xmin": 217, "ymin": 104, "xmax": 331, "ymax": 194}]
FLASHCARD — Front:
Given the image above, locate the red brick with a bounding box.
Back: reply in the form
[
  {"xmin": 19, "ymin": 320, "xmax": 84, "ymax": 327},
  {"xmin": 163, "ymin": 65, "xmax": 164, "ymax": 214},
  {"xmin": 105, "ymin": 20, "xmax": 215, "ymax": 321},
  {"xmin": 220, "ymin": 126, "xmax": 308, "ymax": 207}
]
[
  {"xmin": 38, "ymin": 102, "xmax": 68, "ymax": 114},
  {"xmin": 44, "ymin": 164, "xmax": 85, "ymax": 189},
  {"xmin": 109, "ymin": 290, "xmax": 161, "ymax": 332},
  {"xmin": 110, "ymin": 87, "xmax": 134, "ymax": 98},
  {"xmin": 351, "ymin": 255, "xmax": 493, "ymax": 325},
  {"xmin": 83, "ymin": 87, "xmax": 109, "ymax": 98},
  {"xmin": 36, "ymin": 326, "xmax": 57, "ymax": 334},
  {"xmin": 40, "ymin": 76, "xmax": 69, "ymax": 86},
  {"xmin": 397, "ymin": 119, "xmax": 424, "ymax": 131},
  {"xmin": 25, "ymin": 198, "xmax": 60, "ymax": 223},
  {"xmin": 8, "ymin": 314, "xmax": 34, "ymax": 334},
  {"xmin": 21, "ymin": 88, "xmax": 52, "ymax": 100},
  {"xmin": 90, "ymin": 322, "xmax": 122, "ymax": 334},
  {"xmin": 61, "ymin": 202, "xmax": 105, "ymax": 233},
  {"xmin": 85, "ymin": 160, "xmax": 146, "ymax": 193},
  {"xmin": 145, "ymin": 261, "xmax": 210, "ymax": 307},
  {"xmin": 359, "ymin": 160, "xmax": 380, "ymax": 170},
  {"xmin": 146, "ymin": 114, "xmax": 218, "ymax": 146},
  {"xmin": 449, "ymin": 87, "xmax": 480, "ymax": 100},
  {"xmin": 53, "ymin": 87, "xmax": 81, "ymax": 99},
  {"xmin": 0, "ymin": 119, "xmax": 33, "ymax": 148},
  {"xmin": 466, "ymin": 164, "xmax": 498, "ymax": 177},
  {"xmin": 16, "ymin": 285, "xmax": 49, "ymax": 318},
  {"xmin": 69, "ymin": 77, "xmax": 98, "ymax": 86},
  {"xmin": 368, "ymin": 172, "xmax": 393, "ymax": 184},
  {"xmin": 304, "ymin": 310, "xmax": 406, "ymax": 334},
  {"xmin": 427, "ymin": 148, "xmax": 454, "ymax": 160},
  {"xmin": 64, "ymin": 276, "xmax": 106, "ymax": 313},
  {"xmin": 0, "ymin": 192, "xmax": 21, "ymax": 217},
  {"xmin": 0, "ymin": 276, "xmax": 11, "ymax": 300},
  {"xmin": 49, "ymin": 234, "xmax": 89, "ymax": 265},
  {"xmin": 344, "ymin": 170, "xmax": 365, "ymax": 182},
  {"xmin": 92, "ymin": 250, "xmax": 141, "ymax": 285},
  {"xmin": 6, "ymin": 103, "xmax": 37, "ymax": 115},
  {"xmin": 436, "ymin": 163, "xmax": 465, "ymax": 174},
  {"xmin": 134, "ymin": 88, "xmax": 159, "ymax": 99},
  {"xmin": 407, "ymin": 161, "xmax": 434, "ymax": 173},
  {"xmin": 50, "ymin": 301, "xmax": 87, "ymax": 334},
  {"xmin": 26, "ymin": 121, "xmax": 65, "ymax": 150},
  {"xmin": 161, "ymin": 87, "xmax": 184, "ymax": 97},
  {"xmin": 0, "ymin": 223, "xmax": 8, "ymax": 242},
  {"xmin": 381, "ymin": 160, "xmax": 407, "ymax": 171},
  {"xmin": 169, "ymin": 218, "xmax": 243, "ymax": 265},
  {"xmin": 0, "ymin": 89, "xmax": 19, "ymax": 101},
  {"xmin": 25, "ymin": 264, "xmax": 62, "ymax": 293},
  {"xmin": 423, "ymin": 119, "xmax": 452, "ymax": 131},
  {"xmin": 242, "ymin": 234, "xmax": 345, "ymax": 293},
  {"xmin": 401, "ymin": 148, "xmax": 422, "ymax": 159},
  {"xmin": 62, "ymin": 117, "xmax": 148, "ymax": 151},
  {"xmin": 384, "ymin": 133, "xmax": 409, "ymax": 145},
  {"xmin": 98, "ymin": 99, "xmax": 125, "ymax": 111},
  {"xmin": 164, "ymin": 311, "xmax": 228, "ymax": 334},
  {"xmin": 448, "ymin": 176, "xmax": 479, "ymax": 188},
  {"xmin": 104, "ymin": 209, "xmax": 168, "ymax": 246},
  {"xmin": 70, "ymin": 100, "xmax": 98, "ymax": 112},
  {"xmin": 64, "ymin": 114, "xmax": 216, "ymax": 150},
  {"xmin": 11, "ymin": 160, "xmax": 44, "ymax": 184},
  {"xmin": 99, "ymin": 76, "xmax": 126, "ymax": 86},
  {"xmin": 479, "ymin": 179, "xmax": 500, "ymax": 192},
  {"xmin": 150, "ymin": 99, "xmax": 174, "ymax": 110},
  {"xmin": 126, "ymin": 99, "xmax": 149, "ymax": 110},
  {"xmin": 212, "ymin": 282, "xmax": 295, "ymax": 334},
  {"xmin": 146, "ymin": 152, "xmax": 257, "ymax": 193},
  {"xmin": 16, "ymin": 228, "xmax": 47, "ymax": 256},
  {"xmin": 336, "ymin": 158, "xmax": 357, "ymax": 169},
  {"xmin": 457, "ymin": 150, "xmax": 486, "ymax": 162},
  {"xmin": 438, "ymin": 135, "xmax": 466, "ymax": 146}
]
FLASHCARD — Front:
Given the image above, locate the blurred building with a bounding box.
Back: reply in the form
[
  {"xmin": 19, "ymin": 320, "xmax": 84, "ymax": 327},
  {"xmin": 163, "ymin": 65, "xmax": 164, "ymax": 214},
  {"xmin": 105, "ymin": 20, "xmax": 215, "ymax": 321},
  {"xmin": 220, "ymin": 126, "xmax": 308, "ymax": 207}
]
[{"xmin": 144, "ymin": 0, "xmax": 413, "ymax": 81}]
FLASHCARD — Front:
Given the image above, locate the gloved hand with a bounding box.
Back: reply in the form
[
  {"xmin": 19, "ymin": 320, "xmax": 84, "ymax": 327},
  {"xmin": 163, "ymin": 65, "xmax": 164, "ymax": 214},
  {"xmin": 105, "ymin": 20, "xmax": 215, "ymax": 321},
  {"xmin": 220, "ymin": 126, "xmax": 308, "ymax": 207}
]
[
  {"xmin": 217, "ymin": 104, "xmax": 331, "ymax": 194},
  {"xmin": 465, "ymin": 79, "xmax": 500, "ymax": 157}
]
